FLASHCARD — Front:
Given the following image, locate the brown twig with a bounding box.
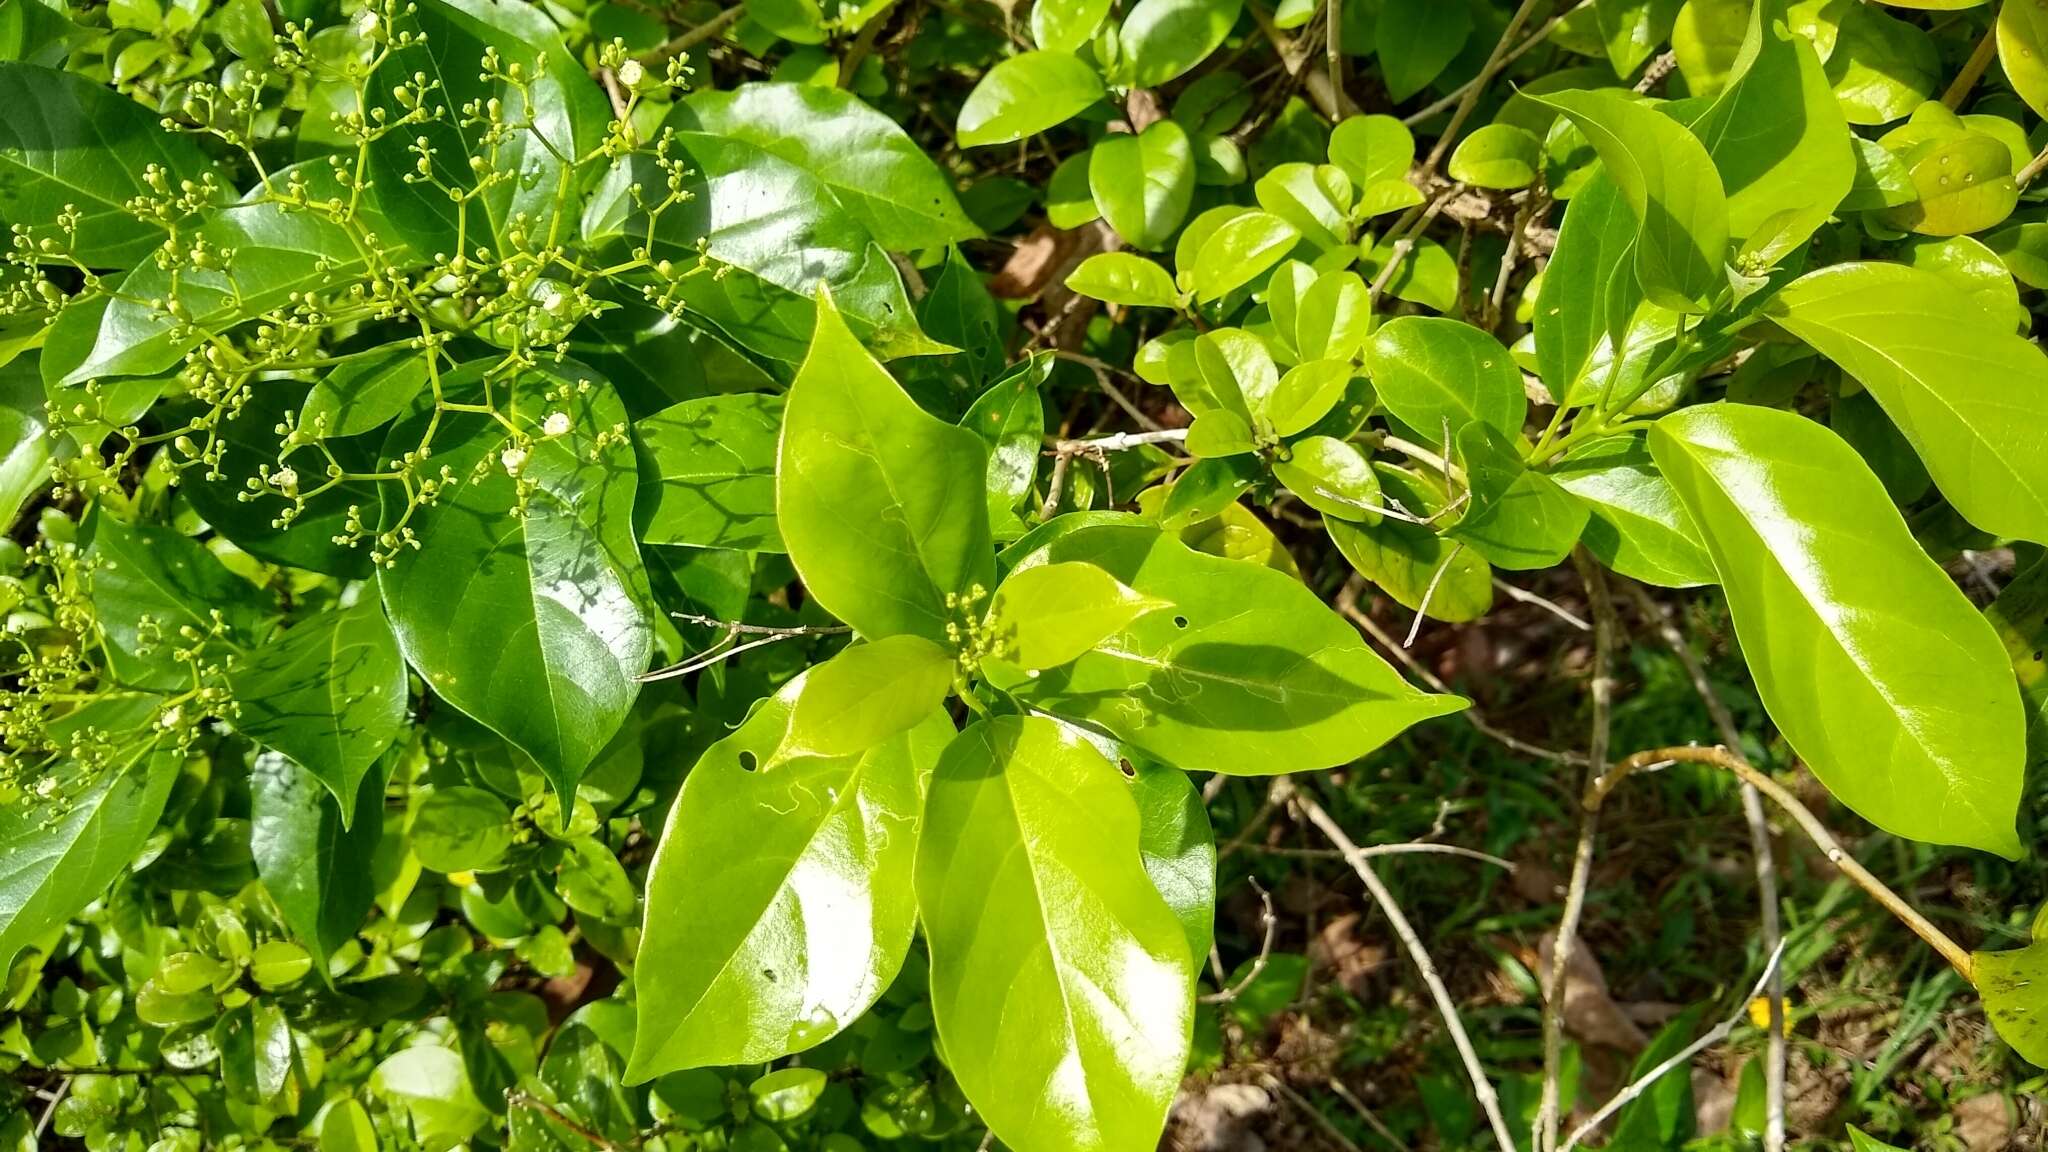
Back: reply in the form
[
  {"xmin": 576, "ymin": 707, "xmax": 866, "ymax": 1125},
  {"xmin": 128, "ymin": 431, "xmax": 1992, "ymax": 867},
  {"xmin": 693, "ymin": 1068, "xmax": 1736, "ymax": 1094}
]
[
  {"xmin": 1404, "ymin": 0, "xmax": 1597, "ymax": 126},
  {"xmin": 1424, "ymin": 0, "xmax": 1547, "ymax": 171},
  {"xmin": 668, "ymin": 613, "xmax": 851, "ymax": 637},
  {"xmin": 634, "ymin": 5, "xmax": 743, "ymax": 62},
  {"xmin": 1200, "ymin": 878, "xmax": 1278, "ymax": 1003},
  {"xmin": 1943, "ymin": 19, "xmax": 2001, "ymax": 110},
  {"xmin": 508, "ymin": 1090, "xmax": 620, "ymax": 1150},
  {"xmin": 1326, "ymin": 1076, "xmax": 1412, "ymax": 1152},
  {"xmin": 1369, "ymin": 188, "xmax": 1461, "ymax": 307}
]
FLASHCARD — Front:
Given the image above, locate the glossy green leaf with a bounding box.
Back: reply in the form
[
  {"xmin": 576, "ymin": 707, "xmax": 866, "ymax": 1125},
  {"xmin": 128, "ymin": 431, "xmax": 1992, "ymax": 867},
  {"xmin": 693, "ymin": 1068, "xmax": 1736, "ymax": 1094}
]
[
  {"xmin": 0, "ymin": 696, "xmax": 178, "ymax": 972},
  {"xmin": 985, "ymin": 560, "xmax": 1170, "ymax": 670},
  {"xmin": 1882, "ymin": 132, "xmax": 2017, "ymax": 237},
  {"xmin": 2000, "ymin": 0, "xmax": 2048, "ymax": 122},
  {"xmin": 1360, "ymin": 234, "xmax": 1459, "ymax": 311},
  {"xmin": 1133, "ymin": 763, "xmax": 1216, "ymax": 964},
  {"xmin": 378, "ymin": 360, "xmax": 653, "ymax": 801},
  {"xmin": 629, "ymin": 673, "xmax": 952, "ymax": 1075},
  {"xmin": 1326, "ymin": 465, "xmax": 1494, "ymax": 622},
  {"xmin": 680, "ymin": 83, "xmax": 978, "ymax": 251},
  {"xmin": 251, "ymin": 750, "xmax": 384, "ymax": 974},
  {"xmin": 366, "ymin": 0, "xmax": 609, "ymax": 258},
  {"xmin": 1377, "ymin": 0, "xmax": 1471, "ymax": 100},
  {"xmin": 1066, "ymin": 252, "xmax": 1184, "ymax": 307},
  {"xmin": 1551, "ymin": 432, "xmax": 1714, "ymax": 587},
  {"xmin": 962, "ymin": 358, "xmax": 1048, "ymax": 540},
  {"xmin": 1119, "ymin": 0, "xmax": 1244, "ymax": 87},
  {"xmin": 1534, "ymin": 170, "xmax": 1641, "ymax": 399},
  {"xmin": 916, "ymin": 714, "xmax": 1193, "ymax": 1152},
  {"xmin": 1596, "ymin": 0, "xmax": 1685, "ymax": 76},
  {"xmin": 0, "ymin": 353, "xmax": 50, "ymax": 530},
  {"xmin": 778, "ymin": 294, "xmax": 993, "ymax": 642},
  {"xmin": 1268, "ymin": 360, "xmax": 1356, "ymax": 437},
  {"xmin": 1534, "ymin": 89, "xmax": 1730, "ymax": 312},
  {"xmin": 1365, "ymin": 316, "xmax": 1527, "ymax": 439},
  {"xmin": 1684, "ymin": 0, "xmax": 1853, "ymax": 262},
  {"xmin": 920, "ymin": 245, "xmax": 1009, "ymax": 390},
  {"xmin": 1447, "ymin": 123, "xmax": 1543, "ymax": 189},
  {"xmin": 996, "ymin": 518, "xmax": 1465, "ymax": 772},
  {"xmin": 1034, "ymin": 0, "xmax": 1114, "ymax": 52},
  {"xmin": 1450, "ymin": 422, "xmax": 1589, "ymax": 570},
  {"xmin": 0, "ymin": 61, "xmax": 217, "ymax": 268},
  {"xmin": 1328, "ymin": 113, "xmax": 1416, "ymax": 191},
  {"xmin": 1256, "ymin": 164, "xmax": 1351, "ymax": 251},
  {"xmin": 633, "ymin": 393, "xmax": 784, "ymax": 552},
  {"xmin": 319, "ymin": 1100, "xmax": 379, "ymax": 1152},
  {"xmin": 779, "ymin": 634, "xmax": 956, "ymax": 760},
  {"xmin": 1764, "ymin": 261, "xmax": 2048, "ymax": 545},
  {"xmin": 1273, "ymin": 435, "xmax": 1383, "ymax": 522},
  {"xmin": 1978, "ymin": 907, "xmax": 2048, "ymax": 1066},
  {"xmin": 302, "ymin": 348, "xmax": 430, "ymax": 440},
  {"xmin": 957, "ymin": 51, "xmax": 1106, "ymax": 147},
  {"xmin": 1048, "ymin": 151, "xmax": 1103, "ymax": 228},
  {"xmin": 412, "ymin": 786, "xmax": 515, "ymax": 873},
  {"xmin": 178, "ymin": 382, "xmax": 375, "ymax": 578},
  {"xmin": 1826, "ymin": 4, "xmax": 1936, "ymax": 125},
  {"xmin": 1986, "ymin": 553, "xmax": 2048, "ymax": 769},
  {"xmin": 370, "ymin": 1046, "xmax": 490, "ymax": 1148},
  {"xmin": 1649, "ymin": 403, "xmax": 2024, "ymax": 856},
  {"xmin": 1091, "ymin": 121, "xmax": 1197, "ymax": 251},
  {"xmin": 1158, "ymin": 456, "xmax": 1260, "ymax": 529},
  {"xmin": 231, "ymin": 598, "xmax": 407, "ymax": 814},
  {"xmin": 1295, "ymin": 270, "xmax": 1373, "ymax": 364},
  {"xmin": 83, "ymin": 513, "xmax": 265, "ymax": 691},
  {"xmin": 1846, "ymin": 1128, "xmax": 1910, "ymax": 1152},
  {"xmin": 1191, "ymin": 211, "xmax": 1299, "ymax": 301}
]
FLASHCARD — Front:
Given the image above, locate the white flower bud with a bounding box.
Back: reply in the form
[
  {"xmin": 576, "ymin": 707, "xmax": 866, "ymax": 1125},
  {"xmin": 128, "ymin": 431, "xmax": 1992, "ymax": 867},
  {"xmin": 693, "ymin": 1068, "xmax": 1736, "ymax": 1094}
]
[
  {"xmin": 542, "ymin": 411, "xmax": 571, "ymax": 437},
  {"xmin": 501, "ymin": 446, "xmax": 528, "ymax": 475}
]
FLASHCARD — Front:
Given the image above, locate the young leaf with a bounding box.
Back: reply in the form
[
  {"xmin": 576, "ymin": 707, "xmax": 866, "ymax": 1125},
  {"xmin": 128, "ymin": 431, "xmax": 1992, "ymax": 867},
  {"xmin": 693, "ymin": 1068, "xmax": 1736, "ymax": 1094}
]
[
  {"xmin": 1033, "ymin": 0, "xmax": 1114, "ymax": 51},
  {"xmin": 679, "ymin": 82, "xmax": 980, "ymax": 251},
  {"xmin": 378, "ymin": 360, "xmax": 654, "ymax": 801},
  {"xmin": 1328, "ymin": 114, "xmax": 1416, "ymax": 191},
  {"xmin": 961, "ymin": 358, "xmax": 1049, "ymax": 540},
  {"xmin": 1447, "ymin": 123, "xmax": 1543, "ymax": 190},
  {"xmin": 995, "ymin": 519, "xmax": 1466, "ymax": 772},
  {"xmin": 1272, "ymin": 435, "xmax": 1384, "ymax": 522},
  {"xmin": 1325, "ymin": 465, "xmax": 1494, "ymax": 622},
  {"xmin": 633, "ymin": 393, "xmax": 785, "ymax": 552},
  {"xmin": 1534, "ymin": 170, "xmax": 1642, "ymax": 400},
  {"xmin": 1649, "ymin": 403, "xmax": 2025, "ymax": 856},
  {"xmin": 1066, "ymin": 252, "xmax": 1184, "ymax": 307},
  {"xmin": 1550, "ymin": 433, "xmax": 1715, "ymax": 588},
  {"xmin": 230, "ymin": 598, "xmax": 408, "ymax": 815},
  {"xmin": 250, "ymin": 750, "xmax": 385, "ymax": 975},
  {"xmin": 1763, "ymin": 261, "xmax": 2048, "ymax": 545},
  {"xmin": 629, "ymin": 674, "xmax": 952, "ymax": 1076},
  {"xmin": 1533, "ymin": 88, "xmax": 1731, "ymax": 312},
  {"xmin": 1450, "ymin": 422, "xmax": 1590, "ymax": 571},
  {"xmin": 1365, "ymin": 316, "xmax": 1528, "ymax": 439},
  {"xmin": 1191, "ymin": 211, "xmax": 1299, "ymax": 301},
  {"xmin": 916, "ymin": 715, "xmax": 1193, "ymax": 1152},
  {"xmin": 777, "ymin": 293, "xmax": 994, "ymax": 642},
  {"xmin": 2000, "ymin": 0, "xmax": 2048, "ymax": 121},
  {"xmin": 1090, "ymin": 121, "xmax": 1197, "ymax": 251},
  {"xmin": 0, "ymin": 61, "xmax": 217, "ymax": 268},
  {"xmin": 1596, "ymin": 0, "xmax": 1685, "ymax": 77},
  {"xmin": 1118, "ymin": 0, "xmax": 1244, "ymax": 87},
  {"xmin": 957, "ymin": 51, "xmax": 1105, "ymax": 147},
  {"xmin": 984, "ymin": 560, "xmax": 1170, "ymax": 670},
  {"xmin": 779, "ymin": 634, "xmax": 957, "ymax": 760}
]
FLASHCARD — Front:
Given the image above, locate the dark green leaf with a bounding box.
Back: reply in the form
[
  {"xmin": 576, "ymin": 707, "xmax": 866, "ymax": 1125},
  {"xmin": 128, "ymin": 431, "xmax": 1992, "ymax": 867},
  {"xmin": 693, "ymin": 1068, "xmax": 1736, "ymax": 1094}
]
[
  {"xmin": 83, "ymin": 513, "xmax": 266, "ymax": 690},
  {"xmin": 1326, "ymin": 465, "xmax": 1494, "ymax": 622},
  {"xmin": 1365, "ymin": 316, "xmax": 1527, "ymax": 439},
  {"xmin": 633, "ymin": 393, "xmax": 784, "ymax": 552},
  {"xmin": 251, "ymin": 749, "xmax": 384, "ymax": 974},
  {"xmin": 231, "ymin": 598, "xmax": 407, "ymax": 813}
]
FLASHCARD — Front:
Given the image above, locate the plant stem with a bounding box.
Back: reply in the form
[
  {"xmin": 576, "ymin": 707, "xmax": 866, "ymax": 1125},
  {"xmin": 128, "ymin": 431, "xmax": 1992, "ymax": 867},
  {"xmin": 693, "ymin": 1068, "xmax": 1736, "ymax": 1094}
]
[
  {"xmin": 1943, "ymin": 19, "xmax": 2001, "ymax": 109},
  {"xmin": 1423, "ymin": 0, "xmax": 1547, "ymax": 170},
  {"xmin": 1403, "ymin": 0, "xmax": 1597, "ymax": 126}
]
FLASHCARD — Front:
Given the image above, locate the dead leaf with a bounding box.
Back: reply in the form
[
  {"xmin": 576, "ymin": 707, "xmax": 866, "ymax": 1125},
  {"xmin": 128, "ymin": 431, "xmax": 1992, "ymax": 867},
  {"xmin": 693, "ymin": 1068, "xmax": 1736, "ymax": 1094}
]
[{"xmin": 1539, "ymin": 931, "xmax": 1649, "ymax": 1052}]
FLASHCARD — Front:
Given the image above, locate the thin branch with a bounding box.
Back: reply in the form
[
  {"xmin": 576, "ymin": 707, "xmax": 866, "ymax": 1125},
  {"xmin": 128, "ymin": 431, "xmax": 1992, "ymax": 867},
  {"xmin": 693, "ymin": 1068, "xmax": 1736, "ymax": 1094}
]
[
  {"xmin": 1405, "ymin": 0, "xmax": 1597, "ymax": 126},
  {"xmin": 1039, "ymin": 451, "xmax": 1074, "ymax": 521},
  {"xmin": 2021, "ymin": 141, "xmax": 2048, "ymax": 188},
  {"xmin": 634, "ymin": 5, "xmax": 743, "ymax": 62},
  {"xmin": 508, "ymin": 1090, "xmax": 620, "ymax": 1151},
  {"xmin": 1492, "ymin": 578, "xmax": 1591, "ymax": 631},
  {"xmin": 1262, "ymin": 1072, "xmax": 1370, "ymax": 1152},
  {"xmin": 1241, "ymin": 842, "xmax": 1517, "ymax": 871},
  {"xmin": 639, "ymin": 633, "xmax": 802, "ymax": 682},
  {"xmin": 1050, "ymin": 427, "xmax": 1188, "ymax": 455},
  {"xmin": 1200, "ymin": 879, "xmax": 1278, "ymax": 1003},
  {"xmin": 1052, "ymin": 350, "xmax": 1166, "ymax": 431},
  {"xmin": 1424, "ymin": 0, "xmax": 1546, "ymax": 171},
  {"xmin": 1629, "ymin": 50, "xmax": 1677, "ymax": 94},
  {"xmin": 1326, "ymin": 1076, "xmax": 1412, "ymax": 1152},
  {"xmin": 668, "ymin": 613, "xmax": 851, "ymax": 637},
  {"xmin": 1942, "ymin": 20, "xmax": 2000, "ymax": 110},
  {"xmin": 1558, "ymin": 941, "xmax": 1788, "ymax": 1152},
  {"xmin": 1536, "ymin": 552, "xmax": 1615, "ymax": 1152},
  {"xmin": 1592, "ymin": 745, "xmax": 1975, "ymax": 980},
  {"xmin": 1370, "ymin": 188, "xmax": 1462, "ymax": 306},
  {"xmin": 839, "ymin": 0, "xmax": 896, "ymax": 87},
  {"xmin": 35, "ymin": 1078, "xmax": 69, "ymax": 1139},
  {"xmin": 1405, "ymin": 541, "xmax": 1467, "ymax": 647},
  {"xmin": 1282, "ymin": 778, "xmax": 1520, "ymax": 1152},
  {"xmin": 1622, "ymin": 581, "xmax": 1786, "ymax": 1152}
]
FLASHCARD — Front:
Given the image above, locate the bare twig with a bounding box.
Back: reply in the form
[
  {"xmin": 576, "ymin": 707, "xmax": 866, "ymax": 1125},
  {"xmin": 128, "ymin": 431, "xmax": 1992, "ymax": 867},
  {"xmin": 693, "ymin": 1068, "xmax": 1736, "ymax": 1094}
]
[
  {"xmin": 1557, "ymin": 941, "xmax": 1789, "ymax": 1152},
  {"xmin": 1404, "ymin": 0, "xmax": 1596, "ymax": 126},
  {"xmin": 1370, "ymin": 188, "xmax": 1462, "ymax": 306},
  {"xmin": 1943, "ymin": 20, "xmax": 2000, "ymax": 109},
  {"xmin": 1327, "ymin": 1076, "xmax": 1412, "ymax": 1152},
  {"xmin": 1039, "ymin": 452, "xmax": 1074, "ymax": 521},
  {"xmin": 634, "ymin": 5, "xmax": 743, "ymax": 62},
  {"xmin": 668, "ymin": 613, "xmax": 851, "ymax": 637},
  {"xmin": 1283, "ymin": 778, "xmax": 1519, "ymax": 1152},
  {"xmin": 1052, "ymin": 350, "xmax": 1166, "ymax": 431},
  {"xmin": 1623, "ymin": 582, "xmax": 1786, "ymax": 1152},
  {"xmin": 1050, "ymin": 428, "xmax": 1188, "ymax": 455},
  {"xmin": 1536, "ymin": 552, "xmax": 1615, "ymax": 1152},
  {"xmin": 839, "ymin": 0, "xmax": 897, "ymax": 88},
  {"xmin": 1492, "ymin": 578, "xmax": 1591, "ymax": 631},
  {"xmin": 1200, "ymin": 879, "xmax": 1278, "ymax": 1004},
  {"xmin": 2020, "ymin": 141, "xmax": 2048, "ymax": 189},
  {"xmin": 1630, "ymin": 50, "xmax": 1677, "ymax": 94},
  {"xmin": 1405, "ymin": 542, "xmax": 1467, "ymax": 647},
  {"xmin": 1241, "ymin": 842, "xmax": 1517, "ymax": 870},
  {"xmin": 1263, "ymin": 1072, "xmax": 1371, "ymax": 1152},
  {"xmin": 1424, "ymin": 0, "xmax": 1546, "ymax": 172},
  {"xmin": 639, "ymin": 633, "xmax": 801, "ymax": 682},
  {"xmin": 508, "ymin": 1090, "xmax": 619, "ymax": 1150},
  {"xmin": 35, "ymin": 1078, "xmax": 69, "ymax": 1139}
]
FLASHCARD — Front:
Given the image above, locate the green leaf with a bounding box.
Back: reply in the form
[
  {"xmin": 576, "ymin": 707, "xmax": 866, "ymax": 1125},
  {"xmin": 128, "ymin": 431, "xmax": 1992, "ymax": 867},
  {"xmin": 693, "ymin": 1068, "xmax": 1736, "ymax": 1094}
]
[
  {"xmin": 303, "ymin": 348, "xmax": 432, "ymax": 440},
  {"xmin": 1376, "ymin": 0, "xmax": 1471, "ymax": 100},
  {"xmin": 370, "ymin": 1046, "xmax": 490, "ymax": 1148},
  {"xmin": 957, "ymin": 51, "xmax": 1106, "ymax": 147},
  {"xmin": 1273, "ymin": 435, "xmax": 1383, "ymax": 522},
  {"xmin": 1066, "ymin": 252, "xmax": 1183, "ymax": 307},
  {"xmin": 1550, "ymin": 432, "xmax": 1714, "ymax": 588},
  {"xmin": 378, "ymin": 360, "xmax": 653, "ymax": 801},
  {"xmin": 1360, "ymin": 233, "xmax": 1459, "ymax": 311},
  {"xmin": 2000, "ymin": 0, "xmax": 2048, "ymax": 121},
  {"xmin": 1159, "ymin": 455, "xmax": 1260, "ymax": 529},
  {"xmin": 250, "ymin": 750, "xmax": 384, "ymax": 974},
  {"xmin": 1448, "ymin": 123, "xmax": 1543, "ymax": 189},
  {"xmin": 1648, "ymin": 403, "xmax": 2024, "ymax": 856},
  {"xmin": 57, "ymin": 181, "xmax": 368, "ymax": 386},
  {"xmin": 1882, "ymin": 131, "xmax": 2018, "ymax": 237},
  {"xmin": 1846, "ymin": 1129, "xmax": 1911, "ymax": 1152},
  {"xmin": 916, "ymin": 714, "xmax": 1193, "ymax": 1152},
  {"xmin": 1684, "ymin": 0, "xmax": 1853, "ymax": 263},
  {"xmin": 319, "ymin": 1100, "xmax": 379, "ymax": 1152},
  {"xmin": 554, "ymin": 837, "xmax": 636, "ymax": 923},
  {"xmin": 0, "ymin": 61, "xmax": 217, "ymax": 268},
  {"xmin": 921, "ymin": 246, "xmax": 1009, "ymax": 389},
  {"xmin": 0, "ymin": 696, "xmax": 178, "ymax": 972},
  {"xmin": 751, "ymin": 1067, "xmax": 829, "ymax": 1122},
  {"xmin": 1763, "ymin": 262, "xmax": 2048, "ymax": 545},
  {"xmin": 231, "ymin": 599, "xmax": 407, "ymax": 814},
  {"xmin": 778, "ymin": 294, "xmax": 994, "ymax": 642},
  {"xmin": 1034, "ymin": 0, "xmax": 1113, "ymax": 53},
  {"xmin": 1977, "ymin": 908, "xmax": 2048, "ymax": 1066},
  {"xmin": 1326, "ymin": 465, "xmax": 1494, "ymax": 622},
  {"xmin": 628, "ymin": 674, "xmax": 952, "ymax": 1076},
  {"xmin": 83, "ymin": 512, "xmax": 265, "ymax": 691},
  {"xmin": 633, "ymin": 393, "xmax": 784, "ymax": 552},
  {"xmin": 1191, "ymin": 211, "xmax": 1299, "ymax": 301},
  {"xmin": 1328, "ymin": 114, "xmax": 1415, "ymax": 192},
  {"xmin": 180, "ymin": 382, "xmax": 376, "ymax": 578},
  {"xmin": 1267, "ymin": 360, "xmax": 1356, "ymax": 437},
  {"xmin": 961, "ymin": 358, "xmax": 1048, "ymax": 540},
  {"xmin": 366, "ymin": 0, "xmax": 609, "ymax": 258},
  {"xmin": 1596, "ymin": 0, "xmax": 1685, "ymax": 76},
  {"xmin": 1450, "ymin": 422, "xmax": 1589, "ymax": 570},
  {"xmin": 1826, "ymin": 4, "xmax": 1936, "ymax": 125},
  {"xmin": 779, "ymin": 634, "xmax": 956, "ymax": 761},
  {"xmin": 1533, "ymin": 89, "xmax": 1730, "ymax": 312},
  {"xmin": 986, "ymin": 560, "xmax": 1170, "ymax": 670},
  {"xmin": 1133, "ymin": 763, "xmax": 1216, "ymax": 964},
  {"xmin": 1048, "ymin": 151, "xmax": 1103, "ymax": 229},
  {"xmin": 0, "ymin": 353, "xmax": 50, "ymax": 531},
  {"xmin": 1119, "ymin": 0, "xmax": 1244, "ymax": 87},
  {"xmin": 995, "ymin": 518, "xmax": 1465, "ymax": 772},
  {"xmin": 1534, "ymin": 170, "xmax": 1641, "ymax": 399},
  {"xmin": 1090, "ymin": 121, "xmax": 1197, "ymax": 251},
  {"xmin": 1365, "ymin": 316, "xmax": 1527, "ymax": 439},
  {"xmin": 1985, "ymin": 553, "xmax": 2048, "ymax": 771},
  {"xmin": 637, "ymin": 129, "xmax": 936, "ymax": 361},
  {"xmin": 679, "ymin": 83, "xmax": 979, "ymax": 251},
  {"xmin": 412, "ymin": 786, "xmax": 515, "ymax": 873}
]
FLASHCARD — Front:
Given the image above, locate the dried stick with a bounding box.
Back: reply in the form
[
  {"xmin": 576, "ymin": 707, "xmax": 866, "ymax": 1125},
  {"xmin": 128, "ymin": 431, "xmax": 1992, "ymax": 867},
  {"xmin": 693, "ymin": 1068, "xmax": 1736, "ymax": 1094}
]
[
  {"xmin": 1557, "ymin": 941, "xmax": 1788, "ymax": 1152},
  {"xmin": 1942, "ymin": 21, "xmax": 2000, "ymax": 110},
  {"xmin": 1326, "ymin": 1075, "xmax": 1412, "ymax": 1152},
  {"xmin": 1200, "ymin": 878, "xmax": 1278, "ymax": 1004},
  {"xmin": 1243, "ymin": 842, "xmax": 1517, "ymax": 870},
  {"xmin": 634, "ymin": 5, "xmax": 742, "ymax": 62},
  {"xmin": 1535, "ymin": 553, "xmax": 1616, "ymax": 1152},
  {"xmin": 508, "ymin": 1090, "xmax": 620, "ymax": 1151},
  {"xmin": 1492, "ymin": 577, "xmax": 1591, "ymax": 631},
  {"xmin": 1282, "ymin": 777, "xmax": 1519, "ymax": 1151},
  {"xmin": 1623, "ymin": 581, "xmax": 1786, "ymax": 1152}
]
